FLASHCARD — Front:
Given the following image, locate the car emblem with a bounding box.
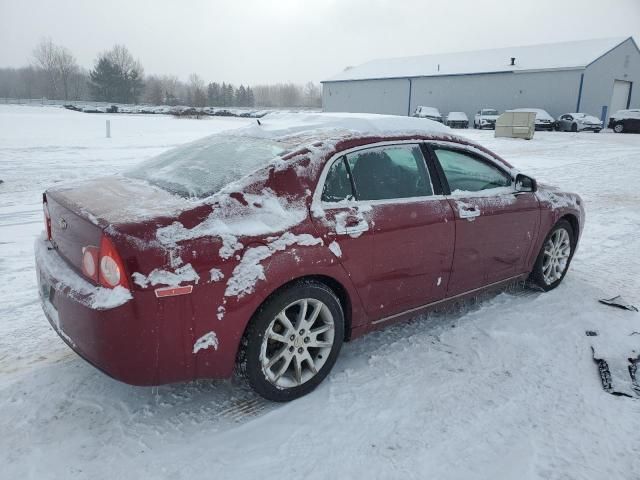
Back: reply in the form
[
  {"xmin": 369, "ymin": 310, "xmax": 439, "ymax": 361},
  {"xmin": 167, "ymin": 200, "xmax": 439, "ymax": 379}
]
[{"xmin": 58, "ymin": 218, "xmax": 68, "ymax": 230}]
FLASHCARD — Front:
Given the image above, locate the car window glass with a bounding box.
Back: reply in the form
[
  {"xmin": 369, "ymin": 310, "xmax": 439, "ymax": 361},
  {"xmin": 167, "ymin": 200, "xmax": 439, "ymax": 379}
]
[
  {"xmin": 346, "ymin": 145, "xmax": 432, "ymax": 201},
  {"xmin": 434, "ymin": 148, "xmax": 512, "ymax": 193},
  {"xmin": 321, "ymin": 157, "xmax": 354, "ymax": 202}
]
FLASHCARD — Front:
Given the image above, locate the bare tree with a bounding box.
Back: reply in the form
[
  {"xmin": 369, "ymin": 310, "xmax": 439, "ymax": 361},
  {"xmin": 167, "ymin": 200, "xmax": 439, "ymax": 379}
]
[
  {"xmin": 188, "ymin": 73, "xmax": 207, "ymax": 107},
  {"xmin": 303, "ymin": 82, "xmax": 321, "ymax": 107},
  {"xmin": 55, "ymin": 46, "xmax": 78, "ymax": 100},
  {"xmin": 163, "ymin": 75, "xmax": 179, "ymax": 105},
  {"xmin": 144, "ymin": 75, "xmax": 164, "ymax": 105},
  {"xmin": 32, "ymin": 38, "xmax": 59, "ymax": 98}
]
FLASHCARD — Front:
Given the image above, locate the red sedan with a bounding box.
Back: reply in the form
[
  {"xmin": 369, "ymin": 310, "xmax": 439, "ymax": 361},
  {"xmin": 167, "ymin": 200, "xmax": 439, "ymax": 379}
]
[{"xmin": 36, "ymin": 113, "xmax": 585, "ymax": 401}]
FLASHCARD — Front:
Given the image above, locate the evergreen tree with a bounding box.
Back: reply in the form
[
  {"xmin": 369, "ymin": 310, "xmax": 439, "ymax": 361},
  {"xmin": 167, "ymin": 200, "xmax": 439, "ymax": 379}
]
[
  {"xmin": 220, "ymin": 82, "xmax": 227, "ymax": 106},
  {"xmin": 207, "ymin": 82, "xmax": 221, "ymax": 106},
  {"xmin": 225, "ymin": 83, "xmax": 235, "ymax": 106},
  {"xmin": 89, "ymin": 45, "xmax": 144, "ymax": 103},
  {"xmin": 89, "ymin": 56, "xmax": 120, "ymax": 102},
  {"xmin": 246, "ymin": 86, "xmax": 255, "ymax": 107},
  {"xmin": 236, "ymin": 85, "xmax": 247, "ymax": 107}
]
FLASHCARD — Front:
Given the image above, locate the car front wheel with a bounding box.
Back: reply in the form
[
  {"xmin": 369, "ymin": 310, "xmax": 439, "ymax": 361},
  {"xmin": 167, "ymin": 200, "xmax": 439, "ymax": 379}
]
[
  {"xmin": 238, "ymin": 280, "xmax": 344, "ymax": 402},
  {"xmin": 613, "ymin": 123, "xmax": 624, "ymax": 133},
  {"xmin": 530, "ymin": 220, "xmax": 575, "ymax": 291}
]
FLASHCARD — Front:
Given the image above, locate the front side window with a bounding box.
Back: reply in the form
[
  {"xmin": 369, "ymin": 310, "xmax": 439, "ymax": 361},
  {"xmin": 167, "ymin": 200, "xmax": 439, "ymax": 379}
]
[
  {"xmin": 433, "ymin": 148, "xmax": 511, "ymax": 193},
  {"xmin": 345, "ymin": 145, "xmax": 432, "ymax": 201}
]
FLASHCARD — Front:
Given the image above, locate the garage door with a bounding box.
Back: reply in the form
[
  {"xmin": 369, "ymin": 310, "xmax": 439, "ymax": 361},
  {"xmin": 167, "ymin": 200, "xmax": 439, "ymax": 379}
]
[{"xmin": 610, "ymin": 80, "xmax": 632, "ymax": 115}]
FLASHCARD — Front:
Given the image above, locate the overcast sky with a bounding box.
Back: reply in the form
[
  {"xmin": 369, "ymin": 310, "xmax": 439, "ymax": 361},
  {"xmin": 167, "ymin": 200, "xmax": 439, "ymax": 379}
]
[{"xmin": 1, "ymin": 0, "xmax": 639, "ymax": 84}]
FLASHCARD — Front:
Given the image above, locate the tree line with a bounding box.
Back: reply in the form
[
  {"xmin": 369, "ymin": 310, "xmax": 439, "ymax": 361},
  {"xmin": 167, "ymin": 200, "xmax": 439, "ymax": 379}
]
[{"xmin": 0, "ymin": 38, "xmax": 322, "ymax": 108}]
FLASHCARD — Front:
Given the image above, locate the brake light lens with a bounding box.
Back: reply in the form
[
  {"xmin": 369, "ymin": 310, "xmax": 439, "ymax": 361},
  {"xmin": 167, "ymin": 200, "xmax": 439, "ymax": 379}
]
[
  {"xmin": 97, "ymin": 236, "xmax": 130, "ymax": 289},
  {"xmin": 43, "ymin": 199, "xmax": 52, "ymax": 240},
  {"xmin": 81, "ymin": 246, "xmax": 99, "ymax": 281}
]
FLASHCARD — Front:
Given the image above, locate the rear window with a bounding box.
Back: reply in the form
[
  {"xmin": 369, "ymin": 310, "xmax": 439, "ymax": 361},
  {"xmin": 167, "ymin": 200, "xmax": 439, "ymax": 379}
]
[{"xmin": 126, "ymin": 135, "xmax": 287, "ymax": 198}]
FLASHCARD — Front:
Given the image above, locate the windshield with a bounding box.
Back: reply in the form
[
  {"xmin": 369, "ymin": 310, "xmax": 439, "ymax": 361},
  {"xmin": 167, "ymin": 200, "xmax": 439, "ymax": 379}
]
[
  {"xmin": 126, "ymin": 135, "xmax": 287, "ymax": 198},
  {"xmin": 482, "ymin": 109, "xmax": 498, "ymax": 115}
]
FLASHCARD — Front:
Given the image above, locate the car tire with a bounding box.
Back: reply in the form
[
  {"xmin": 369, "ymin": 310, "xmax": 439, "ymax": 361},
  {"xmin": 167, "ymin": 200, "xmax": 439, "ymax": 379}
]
[
  {"xmin": 594, "ymin": 129, "xmax": 601, "ymax": 133},
  {"xmin": 238, "ymin": 280, "xmax": 345, "ymax": 402},
  {"xmin": 530, "ymin": 219, "xmax": 575, "ymax": 292},
  {"xmin": 571, "ymin": 123, "xmax": 578, "ymax": 132},
  {"xmin": 613, "ymin": 123, "xmax": 624, "ymax": 133}
]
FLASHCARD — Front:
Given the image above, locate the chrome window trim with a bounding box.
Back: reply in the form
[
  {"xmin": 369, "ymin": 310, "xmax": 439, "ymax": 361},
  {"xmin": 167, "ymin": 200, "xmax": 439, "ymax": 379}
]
[{"xmin": 312, "ymin": 140, "xmax": 443, "ymax": 212}]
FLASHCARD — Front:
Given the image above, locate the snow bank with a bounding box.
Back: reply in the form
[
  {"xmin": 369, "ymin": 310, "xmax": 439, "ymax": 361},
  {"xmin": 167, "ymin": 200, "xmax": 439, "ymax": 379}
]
[{"xmin": 35, "ymin": 235, "xmax": 132, "ymax": 310}]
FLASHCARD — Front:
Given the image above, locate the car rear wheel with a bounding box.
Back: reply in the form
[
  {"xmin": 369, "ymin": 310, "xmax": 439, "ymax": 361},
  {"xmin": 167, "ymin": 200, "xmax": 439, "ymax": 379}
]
[
  {"xmin": 571, "ymin": 123, "xmax": 578, "ymax": 132},
  {"xmin": 530, "ymin": 220, "xmax": 575, "ymax": 291},
  {"xmin": 238, "ymin": 280, "xmax": 344, "ymax": 402},
  {"xmin": 613, "ymin": 123, "xmax": 624, "ymax": 133}
]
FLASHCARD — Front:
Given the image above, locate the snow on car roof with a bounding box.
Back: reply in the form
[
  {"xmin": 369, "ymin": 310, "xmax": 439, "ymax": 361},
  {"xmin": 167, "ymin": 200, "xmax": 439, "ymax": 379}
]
[
  {"xmin": 324, "ymin": 37, "xmax": 630, "ymax": 82},
  {"xmin": 447, "ymin": 112, "xmax": 468, "ymax": 120},
  {"xmin": 224, "ymin": 112, "xmax": 452, "ymax": 140}
]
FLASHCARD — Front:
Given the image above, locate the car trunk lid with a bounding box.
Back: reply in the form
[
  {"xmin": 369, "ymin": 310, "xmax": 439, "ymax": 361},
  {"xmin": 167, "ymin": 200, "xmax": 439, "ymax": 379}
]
[{"xmin": 45, "ymin": 176, "xmax": 193, "ymax": 275}]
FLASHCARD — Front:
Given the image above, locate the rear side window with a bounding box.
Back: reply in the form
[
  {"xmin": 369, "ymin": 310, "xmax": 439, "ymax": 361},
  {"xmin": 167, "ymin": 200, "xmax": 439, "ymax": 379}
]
[
  {"xmin": 322, "ymin": 157, "xmax": 354, "ymax": 202},
  {"xmin": 346, "ymin": 145, "xmax": 432, "ymax": 201},
  {"xmin": 433, "ymin": 148, "xmax": 511, "ymax": 193}
]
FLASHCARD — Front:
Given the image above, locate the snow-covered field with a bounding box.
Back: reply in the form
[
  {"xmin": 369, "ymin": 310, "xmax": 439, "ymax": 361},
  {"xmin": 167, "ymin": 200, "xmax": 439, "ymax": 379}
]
[{"xmin": 1, "ymin": 105, "xmax": 639, "ymax": 479}]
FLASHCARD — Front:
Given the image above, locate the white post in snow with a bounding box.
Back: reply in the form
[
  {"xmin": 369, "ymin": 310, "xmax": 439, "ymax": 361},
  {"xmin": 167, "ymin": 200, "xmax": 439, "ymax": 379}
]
[{"xmin": 106, "ymin": 120, "xmax": 111, "ymax": 138}]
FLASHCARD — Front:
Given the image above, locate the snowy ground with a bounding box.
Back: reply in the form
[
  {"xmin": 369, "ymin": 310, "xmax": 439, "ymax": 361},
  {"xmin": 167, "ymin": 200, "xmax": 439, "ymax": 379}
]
[{"xmin": 1, "ymin": 105, "xmax": 639, "ymax": 479}]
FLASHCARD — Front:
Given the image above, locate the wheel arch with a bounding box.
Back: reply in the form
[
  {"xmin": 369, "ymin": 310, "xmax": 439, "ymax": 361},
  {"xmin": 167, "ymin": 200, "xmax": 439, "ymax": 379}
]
[
  {"xmin": 559, "ymin": 213, "xmax": 579, "ymax": 244},
  {"xmin": 242, "ymin": 274, "xmax": 354, "ymax": 345}
]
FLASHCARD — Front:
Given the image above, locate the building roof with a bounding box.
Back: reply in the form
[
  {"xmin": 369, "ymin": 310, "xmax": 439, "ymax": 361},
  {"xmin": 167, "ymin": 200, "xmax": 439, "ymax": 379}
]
[{"xmin": 323, "ymin": 37, "xmax": 633, "ymax": 83}]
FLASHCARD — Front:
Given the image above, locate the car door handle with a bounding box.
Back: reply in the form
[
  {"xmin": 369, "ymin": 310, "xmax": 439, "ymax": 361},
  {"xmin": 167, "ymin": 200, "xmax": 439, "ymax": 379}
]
[
  {"xmin": 458, "ymin": 206, "xmax": 481, "ymax": 220},
  {"xmin": 336, "ymin": 224, "xmax": 369, "ymax": 235}
]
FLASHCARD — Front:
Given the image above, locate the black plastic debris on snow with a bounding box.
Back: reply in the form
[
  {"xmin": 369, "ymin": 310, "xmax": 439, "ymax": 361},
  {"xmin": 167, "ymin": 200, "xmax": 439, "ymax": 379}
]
[
  {"xmin": 598, "ymin": 295, "xmax": 639, "ymax": 312},
  {"xmin": 591, "ymin": 346, "xmax": 640, "ymax": 399}
]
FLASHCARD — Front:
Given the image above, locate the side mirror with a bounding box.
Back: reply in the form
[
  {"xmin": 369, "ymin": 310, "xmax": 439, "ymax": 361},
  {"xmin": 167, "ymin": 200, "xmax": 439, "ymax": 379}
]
[{"xmin": 515, "ymin": 173, "xmax": 537, "ymax": 193}]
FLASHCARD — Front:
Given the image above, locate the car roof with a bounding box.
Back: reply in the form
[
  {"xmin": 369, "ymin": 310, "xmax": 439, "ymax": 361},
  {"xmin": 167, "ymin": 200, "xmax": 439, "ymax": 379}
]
[{"xmin": 226, "ymin": 112, "xmax": 451, "ymax": 141}]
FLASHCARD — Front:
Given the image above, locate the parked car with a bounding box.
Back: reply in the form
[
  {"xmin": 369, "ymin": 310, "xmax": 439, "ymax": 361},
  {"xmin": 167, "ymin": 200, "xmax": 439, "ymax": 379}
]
[
  {"xmin": 608, "ymin": 109, "xmax": 640, "ymax": 133},
  {"xmin": 556, "ymin": 113, "xmax": 602, "ymax": 132},
  {"xmin": 474, "ymin": 108, "xmax": 500, "ymax": 129},
  {"xmin": 446, "ymin": 112, "xmax": 469, "ymax": 129},
  {"xmin": 36, "ymin": 113, "xmax": 584, "ymax": 402},
  {"xmin": 608, "ymin": 109, "xmax": 640, "ymax": 128},
  {"xmin": 413, "ymin": 106, "xmax": 443, "ymax": 123},
  {"xmin": 508, "ymin": 108, "xmax": 555, "ymax": 131}
]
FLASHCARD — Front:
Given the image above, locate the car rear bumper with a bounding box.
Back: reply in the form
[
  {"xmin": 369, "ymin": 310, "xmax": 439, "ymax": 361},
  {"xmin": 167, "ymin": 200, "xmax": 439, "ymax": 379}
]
[{"xmin": 35, "ymin": 236, "xmax": 238, "ymax": 385}]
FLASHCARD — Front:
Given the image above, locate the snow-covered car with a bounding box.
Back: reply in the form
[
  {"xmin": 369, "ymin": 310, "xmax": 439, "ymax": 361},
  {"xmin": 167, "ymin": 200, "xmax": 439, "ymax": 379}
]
[
  {"xmin": 413, "ymin": 106, "xmax": 443, "ymax": 123},
  {"xmin": 35, "ymin": 113, "xmax": 584, "ymax": 402},
  {"xmin": 608, "ymin": 109, "xmax": 640, "ymax": 133},
  {"xmin": 608, "ymin": 108, "xmax": 640, "ymax": 127},
  {"xmin": 508, "ymin": 108, "xmax": 555, "ymax": 131},
  {"xmin": 446, "ymin": 112, "xmax": 469, "ymax": 129},
  {"xmin": 556, "ymin": 113, "xmax": 602, "ymax": 133},
  {"xmin": 474, "ymin": 108, "xmax": 499, "ymax": 129}
]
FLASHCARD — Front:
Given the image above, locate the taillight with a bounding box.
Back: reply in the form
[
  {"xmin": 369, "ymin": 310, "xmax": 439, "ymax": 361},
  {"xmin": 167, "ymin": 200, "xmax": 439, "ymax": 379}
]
[
  {"xmin": 43, "ymin": 199, "xmax": 52, "ymax": 240},
  {"xmin": 97, "ymin": 235, "xmax": 130, "ymax": 289},
  {"xmin": 81, "ymin": 246, "xmax": 99, "ymax": 281}
]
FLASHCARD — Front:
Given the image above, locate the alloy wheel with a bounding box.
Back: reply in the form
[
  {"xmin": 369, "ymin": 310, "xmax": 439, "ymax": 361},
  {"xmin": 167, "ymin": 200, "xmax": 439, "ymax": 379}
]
[
  {"xmin": 542, "ymin": 228, "xmax": 572, "ymax": 285},
  {"xmin": 260, "ymin": 298, "xmax": 335, "ymax": 389}
]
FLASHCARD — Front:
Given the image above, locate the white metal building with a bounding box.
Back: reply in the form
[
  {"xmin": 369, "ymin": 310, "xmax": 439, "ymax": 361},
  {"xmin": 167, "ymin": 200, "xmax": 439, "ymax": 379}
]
[{"xmin": 322, "ymin": 37, "xmax": 640, "ymax": 123}]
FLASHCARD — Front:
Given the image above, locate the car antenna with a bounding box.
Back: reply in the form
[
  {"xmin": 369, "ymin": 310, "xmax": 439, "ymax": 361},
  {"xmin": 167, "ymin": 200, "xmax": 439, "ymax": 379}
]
[{"xmin": 256, "ymin": 119, "xmax": 262, "ymax": 126}]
